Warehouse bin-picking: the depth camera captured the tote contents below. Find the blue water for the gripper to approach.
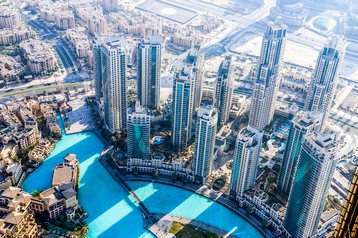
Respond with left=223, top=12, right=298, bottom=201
left=130, top=182, right=264, bottom=238
left=22, top=115, right=263, bottom=238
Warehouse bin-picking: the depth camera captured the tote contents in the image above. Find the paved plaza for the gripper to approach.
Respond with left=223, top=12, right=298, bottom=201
left=65, top=94, right=95, bottom=134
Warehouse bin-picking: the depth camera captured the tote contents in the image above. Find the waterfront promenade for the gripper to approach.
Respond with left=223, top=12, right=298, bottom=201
left=99, top=156, right=239, bottom=238
left=123, top=175, right=275, bottom=238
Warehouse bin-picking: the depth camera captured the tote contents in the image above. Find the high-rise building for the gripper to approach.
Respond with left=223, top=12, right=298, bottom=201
left=192, top=106, right=218, bottom=184
left=215, top=56, right=234, bottom=129
left=334, top=166, right=358, bottom=238
left=137, top=37, right=162, bottom=110
left=102, top=0, right=118, bottom=12
left=93, top=41, right=103, bottom=100
left=183, top=45, right=203, bottom=115
left=305, top=36, right=345, bottom=131
left=171, top=66, right=195, bottom=150
left=99, top=39, right=127, bottom=132
left=284, top=131, right=338, bottom=238
left=248, top=19, right=287, bottom=130
left=127, top=103, right=151, bottom=159
left=278, top=112, right=321, bottom=194
left=230, top=126, right=263, bottom=198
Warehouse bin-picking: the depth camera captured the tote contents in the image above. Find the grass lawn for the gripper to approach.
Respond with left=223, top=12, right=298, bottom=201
left=169, top=222, right=223, bottom=238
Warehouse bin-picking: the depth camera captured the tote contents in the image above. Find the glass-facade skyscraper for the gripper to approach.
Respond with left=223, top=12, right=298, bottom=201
left=278, top=112, right=321, bottom=194
left=248, top=19, right=287, bottom=130
left=305, top=36, right=345, bottom=131
left=284, top=131, right=338, bottom=238
left=171, top=67, right=195, bottom=150
left=215, top=55, right=233, bottom=129
left=137, top=37, right=162, bottom=110
left=230, top=126, right=263, bottom=198
left=192, top=106, right=217, bottom=184
left=127, top=103, right=150, bottom=159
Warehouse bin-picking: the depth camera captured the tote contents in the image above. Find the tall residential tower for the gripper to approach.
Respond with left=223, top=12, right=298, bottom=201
left=230, top=126, right=263, bottom=198
left=137, top=37, right=163, bottom=110
left=284, top=131, right=338, bottom=238
left=95, top=38, right=127, bottom=132
left=127, top=103, right=151, bottom=159
left=248, top=19, right=287, bottom=130
left=192, top=106, right=218, bottom=184
left=171, top=67, right=195, bottom=149
left=278, top=112, right=321, bottom=194
left=184, top=45, right=204, bottom=115
left=305, top=36, right=345, bottom=131
left=215, top=56, right=234, bottom=129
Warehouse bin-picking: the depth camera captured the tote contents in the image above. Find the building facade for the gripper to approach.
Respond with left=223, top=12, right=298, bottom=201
left=137, top=37, right=162, bottom=110
left=230, top=126, right=263, bottom=198
left=278, top=112, right=321, bottom=194
left=171, top=67, right=195, bottom=150
left=284, top=131, right=338, bottom=238
left=248, top=19, right=287, bottom=130
left=93, top=40, right=103, bottom=100
left=215, top=55, right=234, bottom=129
left=98, top=39, right=128, bottom=132
left=127, top=104, right=151, bottom=159
left=305, top=36, right=345, bottom=131
left=334, top=165, right=358, bottom=238
left=184, top=45, right=204, bottom=115
left=192, top=106, right=218, bottom=183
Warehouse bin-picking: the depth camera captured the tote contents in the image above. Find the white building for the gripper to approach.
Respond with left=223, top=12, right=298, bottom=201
left=215, top=55, right=234, bottom=129
left=171, top=66, right=195, bottom=150
left=305, top=36, right=345, bottom=131
left=100, top=39, right=128, bottom=132
left=137, top=37, right=163, bottom=110
left=192, top=106, right=218, bottom=184
left=230, top=126, right=263, bottom=198
left=248, top=19, right=287, bottom=130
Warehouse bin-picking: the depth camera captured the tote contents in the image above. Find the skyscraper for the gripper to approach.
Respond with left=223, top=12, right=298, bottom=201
left=278, top=112, right=321, bottom=194
left=184, top=45, right=204, bottom=115
left=192, top=106, right=218, bottom=184
left=102, top=0, right=118, bottom=12
left=137, top=37, right=163, bottom=110
left=93, top=41, right=103, bottom=100
left=100, top=39, right=127, bottom=132
left=305, top=36, right=345, bottom=131
left=171, top=66, right=195, bottom=150
left=215, top=56, right=234, bottom=129
left=230, top=126, right=263, bottom=198
left=248, top=19, right=287, bottom=130
left=127, top=103, right=151, bottom=159
left=284, top=131, right=338, bottom=238
left=334, top=165, right=358, bottom=238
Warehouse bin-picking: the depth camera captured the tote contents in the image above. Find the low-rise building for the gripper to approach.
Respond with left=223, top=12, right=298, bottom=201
left=52, top=154, right=78, bottom=187
left=5, top=163, right=23, bottom=186
left=40, top=183, right=78, bottom=220
left=65, top=29, right=91, bottom=59
left=28, top=139, right=53, bottom=163
left=20, top=39, right=58, bottom=75
left=127, top=158, right=195, bottom=182
left=0, top=25, right=33, bottom=46
left=0, top=187, right=39, bottom=238
left=0, top=55, right=24, bottom=81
